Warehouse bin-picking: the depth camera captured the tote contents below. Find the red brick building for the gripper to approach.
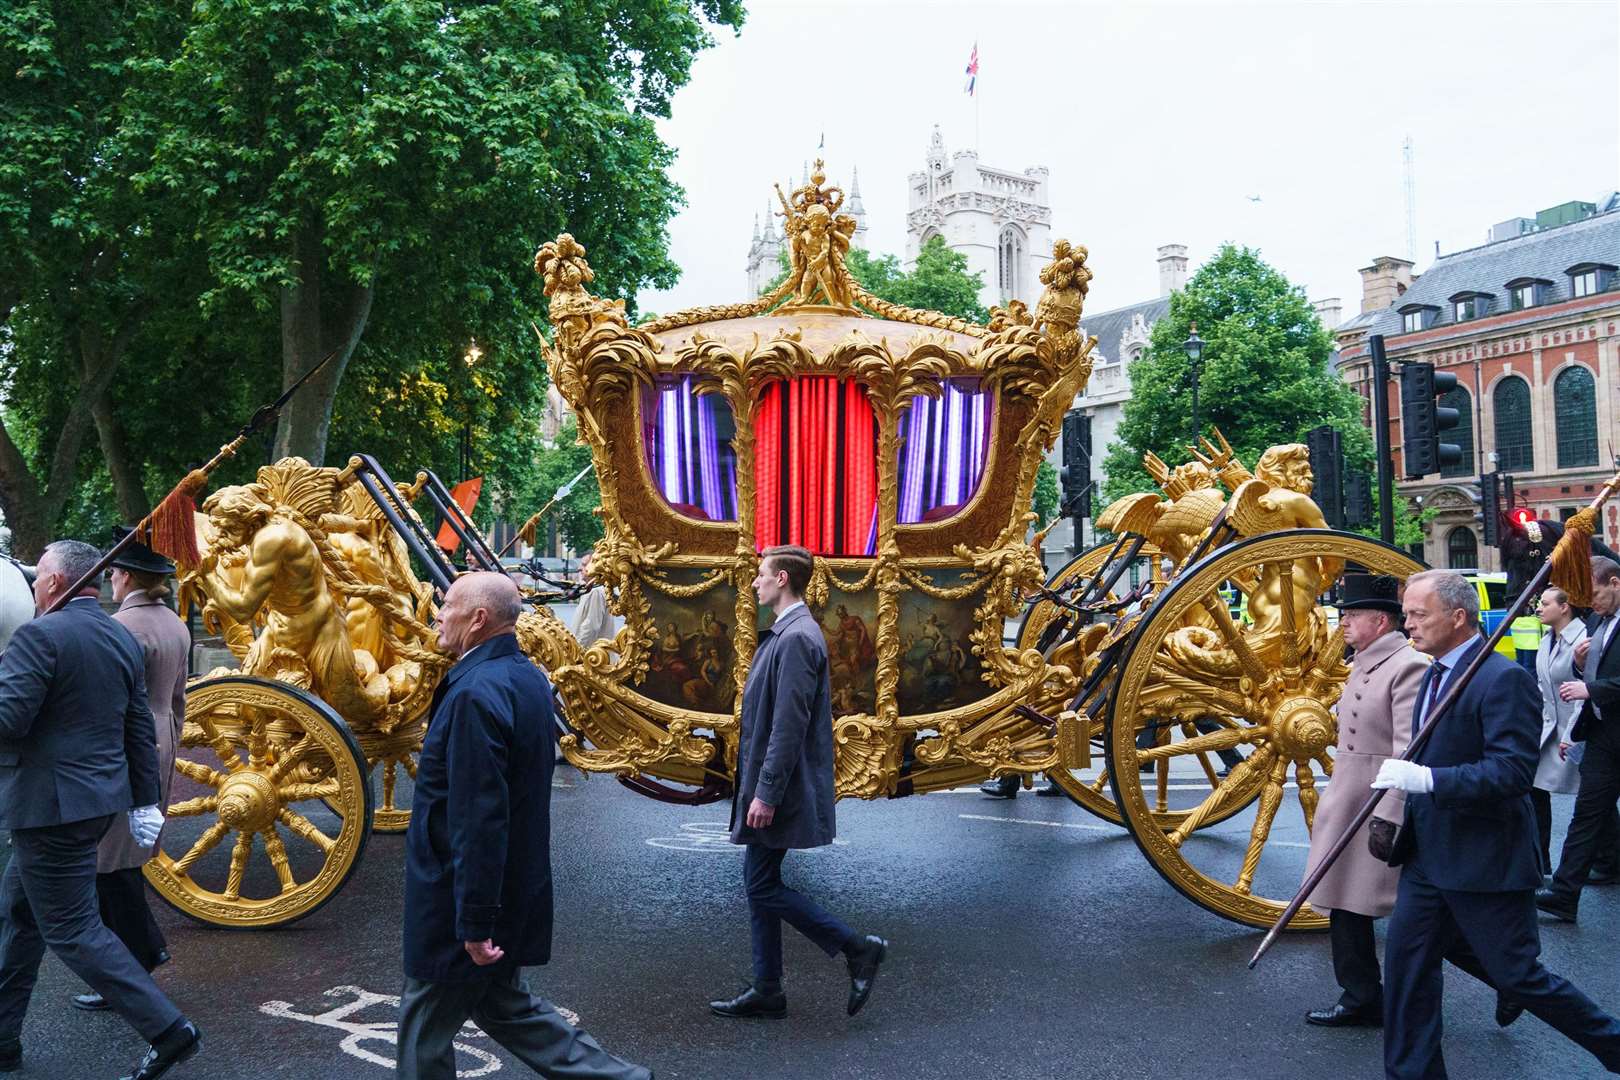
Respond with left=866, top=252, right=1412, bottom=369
left=1335, top=198, right=1620, bottom=570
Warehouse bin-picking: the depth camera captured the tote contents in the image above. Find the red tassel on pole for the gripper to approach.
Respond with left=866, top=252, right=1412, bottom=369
left=140, top=468, right=207, bottom=572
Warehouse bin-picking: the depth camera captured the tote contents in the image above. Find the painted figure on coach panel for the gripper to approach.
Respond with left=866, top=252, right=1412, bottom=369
left=710, top=545, right=888, bottom=1021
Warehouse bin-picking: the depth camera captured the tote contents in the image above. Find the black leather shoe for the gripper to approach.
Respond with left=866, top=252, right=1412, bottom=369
left=708, top=986, right=786, bottom=1019
left=845, top=934, right=887, bottom=1016
left=1495, top=996, right=1525, bottom=1028
left=0, top=1039, right=18, bottom=1073
left=978, top=775, right=1019, bottom=799
left=72, top=991, right=109, bottom=1011
left=1304, top=1003, right=1382, bottom=1028
left=1535, top=888, right=1578, bottom=922
left=120, top=1019, right=200, bottom=1080
left=1589, top=867, right=1619, bottom=885
left=1034, top=777, right=1064, bottom=796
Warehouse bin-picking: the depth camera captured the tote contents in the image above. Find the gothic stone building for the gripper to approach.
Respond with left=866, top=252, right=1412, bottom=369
left=1335, top=195, right=1620, bottom=571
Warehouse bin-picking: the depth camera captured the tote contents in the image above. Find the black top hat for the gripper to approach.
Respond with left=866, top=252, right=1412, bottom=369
left=1335, top=573, right=1402, bottom=615
left=107, top=526, right=175, bottom=577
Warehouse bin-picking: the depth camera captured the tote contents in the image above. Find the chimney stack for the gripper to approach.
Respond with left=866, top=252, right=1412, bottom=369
left=1156, top=244, right=1188, bottom=296
left=1358, top=256, right=1415, bottom=314
left=1312, top=297, right=1343, bottom=332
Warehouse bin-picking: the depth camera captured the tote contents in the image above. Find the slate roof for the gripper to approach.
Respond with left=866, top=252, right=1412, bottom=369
left=1371, top=206, right=1620, bottom=340
left=1079, top=294, right=1171, bottom=363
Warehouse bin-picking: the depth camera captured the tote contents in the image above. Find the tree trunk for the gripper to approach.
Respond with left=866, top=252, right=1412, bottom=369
left=272, top=220, right=375, bottom=465
left=94, top=389, right=150, bottom=522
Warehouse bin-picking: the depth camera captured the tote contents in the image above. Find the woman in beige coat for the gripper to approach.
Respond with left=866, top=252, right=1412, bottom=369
left=73, top=530, right=190, bottom=1012
left=1532, top=588, right=1610, bottom=876
left=1302, top=574, right=1428, bottom=1028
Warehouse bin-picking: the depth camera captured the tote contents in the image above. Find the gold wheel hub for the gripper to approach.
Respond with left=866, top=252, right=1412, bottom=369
left=1270, top=695, right=1333, bottom=759
left=217, top=771, right=278, bottom=832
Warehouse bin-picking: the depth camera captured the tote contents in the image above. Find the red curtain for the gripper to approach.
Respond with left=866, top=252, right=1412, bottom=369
left=753, top=377, right=877, bottom=555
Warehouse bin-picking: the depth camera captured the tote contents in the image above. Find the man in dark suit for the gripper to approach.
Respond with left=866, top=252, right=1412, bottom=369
left=1537, top=556, right=1620, bottom=921
left=396, top=571, right=649, bottom=1080
left=710, top=545, right=887, bottom=1020
left=0, top=540, right=199, bottom=1079
left=1373, top=569, right=1620, bottom=1078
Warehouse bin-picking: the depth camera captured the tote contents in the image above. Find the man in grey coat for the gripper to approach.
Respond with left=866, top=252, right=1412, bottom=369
left=0, top=540, right=199, bottom=1079
left=710, top=545, right=887, bottom=1020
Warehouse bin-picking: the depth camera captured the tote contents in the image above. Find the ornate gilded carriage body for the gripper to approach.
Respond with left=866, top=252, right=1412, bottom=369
left=518, top=162, right=1093, bottom=805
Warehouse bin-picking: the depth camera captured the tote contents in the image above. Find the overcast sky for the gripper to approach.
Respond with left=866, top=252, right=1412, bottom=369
left=635, top=0, right=1619, bottom=323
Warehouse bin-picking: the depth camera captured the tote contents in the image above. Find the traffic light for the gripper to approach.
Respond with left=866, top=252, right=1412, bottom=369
left=1398, top=362, right=1463, bottom=479
left=1060, top=409, right=1092, bottom=520
left=1305, top=425, right=1344, bottom=530
left=1344, top=470, right=1374, bottom=530
left=1481, top=471, right=1501, bottom=547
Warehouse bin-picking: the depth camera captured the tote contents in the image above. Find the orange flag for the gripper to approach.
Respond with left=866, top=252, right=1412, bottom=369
left=436, top=477, right=484, bottom=553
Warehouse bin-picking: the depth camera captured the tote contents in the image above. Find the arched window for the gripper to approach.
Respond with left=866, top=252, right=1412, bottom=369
left=998, top=227, right=1024, bottom=301
left=1554, top=365, right=1599, bottom=468
left=1493, top=376, right=1533, bottom=472
left=1440, top=385, right=1473, bottom=478
left=1446, top=526, right=1478, bottom=570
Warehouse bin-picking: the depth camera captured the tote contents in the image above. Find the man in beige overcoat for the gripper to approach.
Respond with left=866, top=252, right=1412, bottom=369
left=73, top=528, right=189, bottom=1012
left=1302, top=574, right=1427, bottom=1028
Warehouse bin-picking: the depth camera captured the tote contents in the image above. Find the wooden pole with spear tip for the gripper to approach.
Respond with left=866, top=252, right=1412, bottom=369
left=1249, top=465, right=1620, bottom=969
left=43, top=347, right=343, bottom=615
left=496, top=462, right=593, bottom=560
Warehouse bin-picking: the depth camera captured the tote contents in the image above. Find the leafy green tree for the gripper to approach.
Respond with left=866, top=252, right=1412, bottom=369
left=1101, top=245, right=1372, bottom=504
left=138, top=0, right=745, bottom=466
left=760, top=235, right=988, bottom=323
left=1032, top=460, right=1059, bottom=527
left=530, top=421, right=602, bottom=554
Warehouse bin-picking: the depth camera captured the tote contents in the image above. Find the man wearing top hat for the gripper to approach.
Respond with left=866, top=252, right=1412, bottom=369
left=70, top=528, right=191, bottom=1013
left=1301, top=573, right=1429, bottom=1028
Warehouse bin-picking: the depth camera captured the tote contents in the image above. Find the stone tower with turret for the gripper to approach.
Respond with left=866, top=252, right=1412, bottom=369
left=904, top=126, right=1052, bottom=311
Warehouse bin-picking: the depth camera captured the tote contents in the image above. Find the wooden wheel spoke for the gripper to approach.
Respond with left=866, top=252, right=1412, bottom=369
left=246, top=707, right=271, bottom=768
left=173, top=821, right=230, bottom=876
left=277, top=779, right=342, bottom=803
left=262, top=827, right=297, bottom=893
left=223, top=830, right=254, bottom=901
left=1088, top=767, right=1110, bottom=793
left=382, top=760, right=398, bottom=810
left=1196, top=751, right=1220, bottom=789
left=1155, top=755, right=1170, bottom=813
left=1168, top=747, right=1274, bottom=847
left=1274, top=560, right=1301, bottom=672
left=277, top=808, right=336, bottom=855
left=1296, top=760, right=1320, bottom=834
left=1153, top=672, right=1260, bottom=721
left=266, top=736, right=317, bottom=785
left=1200, top=594, right=1268, bottom=685
left=174, top=759, right=227, bottom=789
left=194, top=714, right=245, bottom=772
left=1235, top=759, right=1291, bottom=895
left=1315, top=752, right=1335, bottom=778
left=1138, top=725, right=1261, bottom=764
left=165, top=795, right=219, bottom=819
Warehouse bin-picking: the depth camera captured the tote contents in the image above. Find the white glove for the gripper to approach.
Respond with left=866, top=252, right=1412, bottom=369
left=1371, top=759, right=1434, bottom=794
left=129, top=805, right=164, bottom=848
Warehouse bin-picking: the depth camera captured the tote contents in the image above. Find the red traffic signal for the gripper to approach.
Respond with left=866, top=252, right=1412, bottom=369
left=1510, top=508, right=1535, bottom=526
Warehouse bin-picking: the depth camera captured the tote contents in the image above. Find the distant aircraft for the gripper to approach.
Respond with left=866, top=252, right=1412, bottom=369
left=1246, top=194, right=1262, bottom=203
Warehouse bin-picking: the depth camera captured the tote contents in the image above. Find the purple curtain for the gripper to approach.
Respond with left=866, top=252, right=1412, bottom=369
left=897, top=379, right=992, bottom=523
left=642, top=377, right=737, bottom=521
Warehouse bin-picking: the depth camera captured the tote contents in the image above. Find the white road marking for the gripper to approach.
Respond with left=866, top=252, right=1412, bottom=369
left=645, top=821, right=849, bottom=852
left=958, top=814, right=1110, bottom=832
left=260, top=986, right=583, bottom=1073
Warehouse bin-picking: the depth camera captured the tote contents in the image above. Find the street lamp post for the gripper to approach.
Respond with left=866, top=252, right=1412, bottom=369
left=1183, top=321, right=1205, bottom=442
left=461, top=341, right=483, bottom=481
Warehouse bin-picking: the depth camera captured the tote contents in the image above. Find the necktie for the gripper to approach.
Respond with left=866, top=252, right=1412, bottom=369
left=1423, top=662, right=1448, bottom=726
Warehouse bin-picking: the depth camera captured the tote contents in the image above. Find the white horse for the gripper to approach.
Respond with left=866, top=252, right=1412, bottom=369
left=0, top=558, right=36, bottom=653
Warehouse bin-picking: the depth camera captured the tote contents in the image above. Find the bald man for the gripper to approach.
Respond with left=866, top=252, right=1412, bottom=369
left=396, top=573, right=651, bottom=1080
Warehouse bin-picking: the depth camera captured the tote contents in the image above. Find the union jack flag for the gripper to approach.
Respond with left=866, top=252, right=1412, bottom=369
left=964, top=43, right=979, bottom=96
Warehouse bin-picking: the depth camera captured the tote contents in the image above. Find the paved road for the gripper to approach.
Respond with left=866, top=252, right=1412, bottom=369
left=9, top=771, right=1619, bottom=1079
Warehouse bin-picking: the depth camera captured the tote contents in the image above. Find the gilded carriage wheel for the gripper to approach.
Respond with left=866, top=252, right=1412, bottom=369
left=1106, top=531, right=1424, bottom=930
left=145, top=676, right=373, bottom=929
left=1020, top=543, right=1259, bottom=829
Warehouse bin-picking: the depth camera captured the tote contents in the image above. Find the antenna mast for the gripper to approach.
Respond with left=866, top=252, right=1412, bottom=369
left=1403, top=135, right=1417, bottom=260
